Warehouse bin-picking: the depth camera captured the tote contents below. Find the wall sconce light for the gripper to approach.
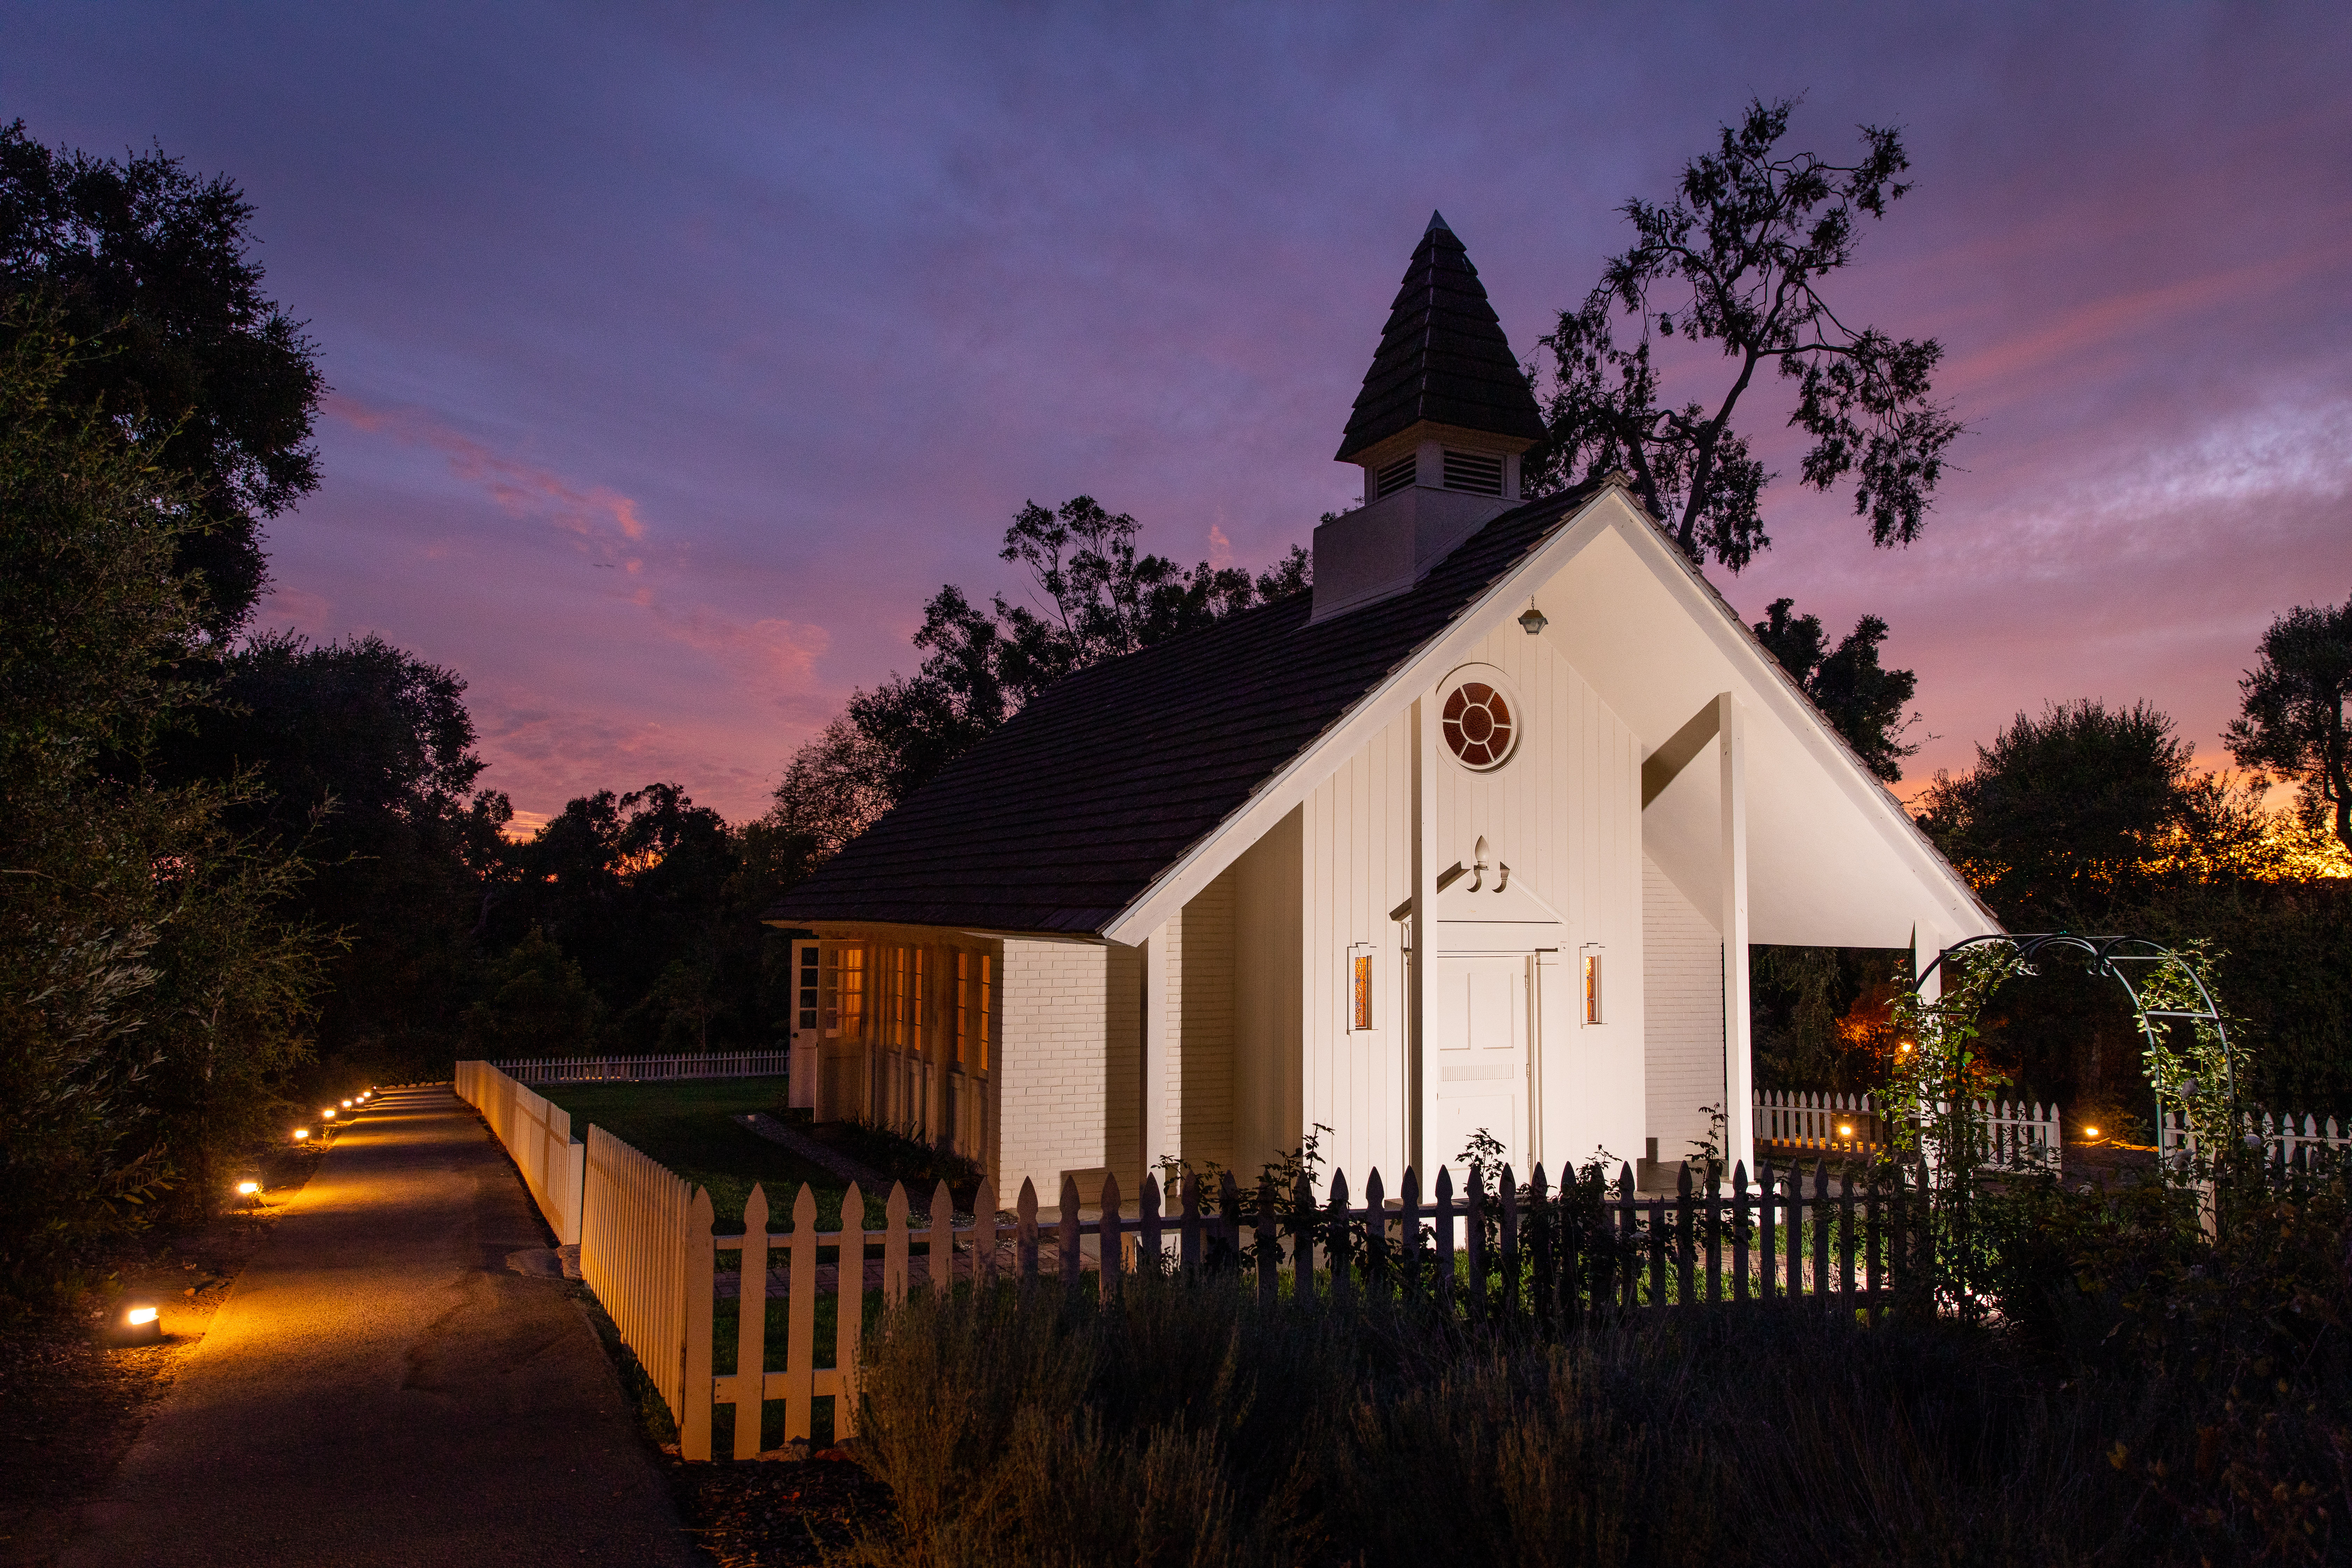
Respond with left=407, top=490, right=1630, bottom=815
left=1518, top=601, right=1548, bottom=635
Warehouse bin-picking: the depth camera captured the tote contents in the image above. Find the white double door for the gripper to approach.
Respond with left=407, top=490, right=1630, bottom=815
left=1426, top=950, right=1554, bottom=1181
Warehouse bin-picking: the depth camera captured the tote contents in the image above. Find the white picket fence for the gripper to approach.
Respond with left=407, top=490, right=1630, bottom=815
left=2159, top=1106, right=2352, bottom=1164
left=580, top=1123, right=696, bottom=1425
left=1753, top=1088, right=2062, bottom=1171
left=1754, top=1089, right=1889, bottom=1154
left=489, top=1050, right=792, bottom=1085
left=455, top=1059, right=587, bottom=1244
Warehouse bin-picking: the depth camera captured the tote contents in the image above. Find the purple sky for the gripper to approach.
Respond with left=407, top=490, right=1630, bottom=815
left=12, top=4, right=2350, bottom=828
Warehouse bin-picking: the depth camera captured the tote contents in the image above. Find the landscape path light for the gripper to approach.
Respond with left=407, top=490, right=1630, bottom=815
left=292, top=1127, right=309, bottom=1141
left=320, top=1107, right=335, bottom=1120
left=112, top=1297, right=163, bottom=1346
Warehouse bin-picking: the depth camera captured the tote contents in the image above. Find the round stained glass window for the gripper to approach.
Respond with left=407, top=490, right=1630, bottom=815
left=1442, top=680, right=1517, bottom=769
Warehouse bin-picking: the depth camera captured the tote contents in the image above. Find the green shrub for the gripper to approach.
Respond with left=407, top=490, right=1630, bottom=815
left=849, top=1277, right=2156, bottom=1567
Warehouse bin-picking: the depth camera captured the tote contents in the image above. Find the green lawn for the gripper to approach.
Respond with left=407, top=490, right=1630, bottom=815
left=536, top=1076, right=854, bottom=1229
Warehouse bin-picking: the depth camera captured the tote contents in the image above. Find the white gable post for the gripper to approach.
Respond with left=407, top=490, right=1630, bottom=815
left=1408, top=693, right=1434, bottom=1176
left=1718, top=694, right=1756, bottom=1179
left=1911, top=923, right=1944, bottom=1005
left=1143, top=921, right=1172, bottom=1183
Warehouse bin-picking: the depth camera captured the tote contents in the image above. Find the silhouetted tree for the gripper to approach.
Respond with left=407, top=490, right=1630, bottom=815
left=158, top=632, right=508, bottom=1072
left=1, top=309, right=317, bottom=1303
left=766, top=497, right=1310, bottom=850
left=1914, top=700, right=2220, bottom=930
left=1530, top=98, right=1963, bottom=573
left=2227, top=591, right=2352, bottom=856
left=1, top=120, right=325, bottom=636
left=1751, top=597, right=1920, bottom=780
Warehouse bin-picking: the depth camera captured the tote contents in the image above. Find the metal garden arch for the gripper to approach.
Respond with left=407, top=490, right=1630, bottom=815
left=1915, top=933, right=2236, bottom=1154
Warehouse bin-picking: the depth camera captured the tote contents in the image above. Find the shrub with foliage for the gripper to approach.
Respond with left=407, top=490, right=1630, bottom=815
left=0, top=306, right=318, bottom=1311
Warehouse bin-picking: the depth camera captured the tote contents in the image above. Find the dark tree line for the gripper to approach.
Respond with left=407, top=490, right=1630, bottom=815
left=1756, top=684, right=2352, bottom=1126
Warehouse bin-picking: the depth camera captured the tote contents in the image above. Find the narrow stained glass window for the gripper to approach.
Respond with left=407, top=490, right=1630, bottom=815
left=1583, top=951, right=1603, bottom=1026
left=1352, top=952, right=1374, bottom=1031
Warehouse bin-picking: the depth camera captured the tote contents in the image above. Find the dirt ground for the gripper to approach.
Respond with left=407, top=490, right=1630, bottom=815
left=665, top=1451, right=895, bottom=1567
left=0, top=1138, right=328, bottom=1567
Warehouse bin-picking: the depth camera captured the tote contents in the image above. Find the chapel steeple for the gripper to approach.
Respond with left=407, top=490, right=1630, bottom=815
left=1309, top=215, right=1547, bottom=623
left=1334, top=211, right=1546, bottom=485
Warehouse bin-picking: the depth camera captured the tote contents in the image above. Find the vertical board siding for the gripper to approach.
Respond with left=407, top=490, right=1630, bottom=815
left=1304, top=712, right=1413, bottom=1184
left=1642, top=856, right=1724, bottom=1163
left=1410, top=623, right=1646, bottom=1168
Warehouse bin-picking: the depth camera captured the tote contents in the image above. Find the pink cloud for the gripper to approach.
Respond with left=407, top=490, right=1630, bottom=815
left=1208, top=522, right=1235, bottom=570
left=329, top=395, right=649, bottom=545
left=1939, top=239, right=2352, bottom=407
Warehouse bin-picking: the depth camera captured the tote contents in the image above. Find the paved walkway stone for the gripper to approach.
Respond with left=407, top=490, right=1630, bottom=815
left=65, top=1087, right=698, bottom=1567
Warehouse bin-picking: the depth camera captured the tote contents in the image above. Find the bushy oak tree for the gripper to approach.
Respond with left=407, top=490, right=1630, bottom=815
left=0, top=308, right=317, bottom=1305
left=2227, top=592, right=2352, bottom=856
left=1, top=120, right=325, bottom=637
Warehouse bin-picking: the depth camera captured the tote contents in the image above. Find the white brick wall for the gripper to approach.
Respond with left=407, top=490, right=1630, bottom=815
left=1642, top=854, right=1724, bottom=1164
left=995, top=937, right=1144, bottom=1208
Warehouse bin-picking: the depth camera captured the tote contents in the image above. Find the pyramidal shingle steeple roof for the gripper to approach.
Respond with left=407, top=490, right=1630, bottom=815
left=1335, top=211, right=1546, bottom=462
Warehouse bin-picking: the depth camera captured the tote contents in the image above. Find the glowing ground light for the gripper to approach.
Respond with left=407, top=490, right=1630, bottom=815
left=1839, top=1125, right=1855, bottom=1138
left=236, top=1180, right=260, bottom=1196
left=321, top=1108, right=335, bottom=1119
left=342, top=1099, right=352, bottom=1108
left=2084, top=1126, right=2101, bottom=1139
left=293, top=1128, right=308, bottom=1140
left=116, top=1299, right=164, bottom=1345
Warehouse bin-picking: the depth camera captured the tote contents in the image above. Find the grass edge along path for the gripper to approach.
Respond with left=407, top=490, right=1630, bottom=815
left=535, top=1076, right=855, bottom=1230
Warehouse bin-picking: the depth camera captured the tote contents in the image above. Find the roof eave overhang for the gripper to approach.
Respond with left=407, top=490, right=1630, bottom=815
left=1100, top=488, right=1614, bottom=946
left=1609, top=504, right=2003, bottom=944
left=1101, top=482, right=1997, bottom=948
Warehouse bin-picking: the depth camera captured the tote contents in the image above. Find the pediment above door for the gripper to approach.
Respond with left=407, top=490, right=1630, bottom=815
left=1429, top=838, right=1564, bottom=933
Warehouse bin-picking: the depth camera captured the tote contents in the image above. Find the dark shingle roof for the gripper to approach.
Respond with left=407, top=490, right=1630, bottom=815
left=1334, top=212, right=1547, bottom=463
left=767, top=483, right=1600, bottom=936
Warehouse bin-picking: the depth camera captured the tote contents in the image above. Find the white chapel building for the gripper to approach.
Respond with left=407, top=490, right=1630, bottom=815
left=769, top=213, right=1996, bottom=1201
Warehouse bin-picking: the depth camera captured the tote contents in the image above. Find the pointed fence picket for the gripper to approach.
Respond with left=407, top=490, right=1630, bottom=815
left=567, top=1143, right=1936, bottom=1461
